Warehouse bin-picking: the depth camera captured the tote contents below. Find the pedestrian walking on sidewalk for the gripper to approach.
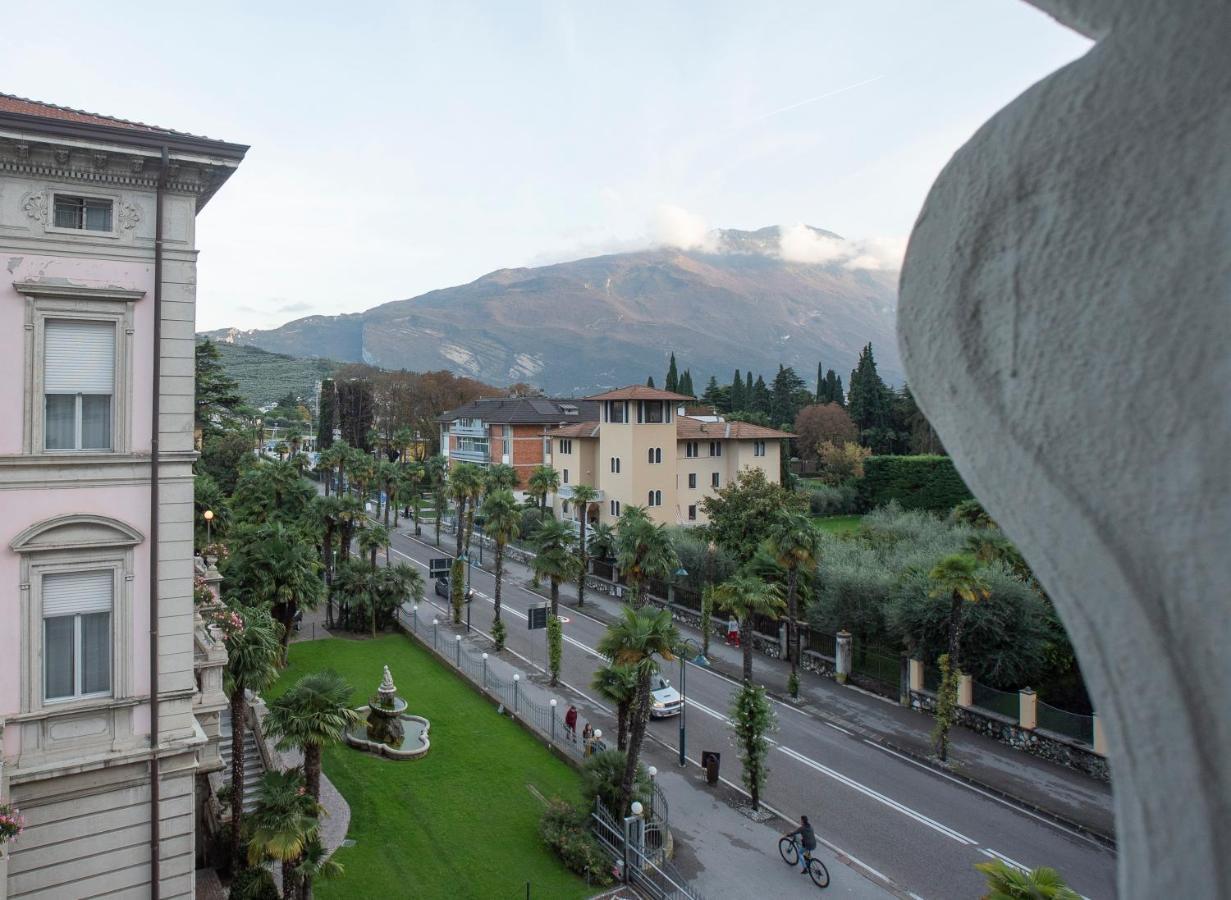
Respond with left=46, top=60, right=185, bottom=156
left=726, top=616, right=741, bottom=647
left=565, top=705, right=579, bottom=741
left=582, top=722, right=594, bottom=756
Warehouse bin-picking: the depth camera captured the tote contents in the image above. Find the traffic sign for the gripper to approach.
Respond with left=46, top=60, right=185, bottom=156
left=527, top=603, right=549, bottom=630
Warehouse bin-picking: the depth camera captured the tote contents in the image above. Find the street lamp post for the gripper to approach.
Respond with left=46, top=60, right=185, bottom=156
left=203, top=509, right=214, bottom=546
left=676, top=638, right=698, bottom=767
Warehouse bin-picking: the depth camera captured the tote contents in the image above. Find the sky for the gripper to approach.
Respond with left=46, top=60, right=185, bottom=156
left=3, top=2, right=1090, bottom=331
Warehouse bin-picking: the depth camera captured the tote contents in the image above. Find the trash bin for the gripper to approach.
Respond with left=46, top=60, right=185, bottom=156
left=702, top=751, right=721, bottom=785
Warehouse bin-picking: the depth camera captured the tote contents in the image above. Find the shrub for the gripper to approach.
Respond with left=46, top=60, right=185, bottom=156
left=808, top=484, right=859, bottom=517
left=667, top=528, right=739, bottom=591
left=519, top=506, right=550, bottom=541
left=539, top=800, right=615, bottom=886
left=580, top=749, right=649, bottom=812
left=229, top=866, right=280, bottom=900
left=860, top=455, right=973, bottom=512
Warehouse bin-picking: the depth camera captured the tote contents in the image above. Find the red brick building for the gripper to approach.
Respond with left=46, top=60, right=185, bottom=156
left=437, top=397, right=598, bottom=495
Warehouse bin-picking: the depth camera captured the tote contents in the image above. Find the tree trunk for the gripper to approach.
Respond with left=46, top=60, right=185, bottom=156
left=948, top=593, right=964, bottom=672
left=434, top=508, right=441, bottom=547
left=383, top=491, right=391, bottom=527
left=278, top=606, right=295, bottom=665
left=785, top=567, right=799, bottom=675
left=229, top=688, right=247, bottom=873
left=493, top=546, right=504, bottom=627
left=550, top=578, right=559, bottom=618
left=617, top=701, right=629, bottom=751
left=454, top=499, right=465, bottom=557
left=577, top=517, right=587, bottom=607
left=619, top=673, right=653, bottom=814
left=282, top=859, right=297, bottom=900
left=305, top=744, right=322, bottom=803
left=742, top=616, right=754, bottom=683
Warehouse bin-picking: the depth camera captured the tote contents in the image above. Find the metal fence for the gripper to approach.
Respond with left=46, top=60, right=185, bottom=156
left=1037, top=700, right=1095, bottom=745
left=850, top=643, right=901, bottom=688
left=972, top=681, right=1020, bottom=720
left=802, top=627, right=836, bottom=659
left=592, top=799, right=704, bottom=900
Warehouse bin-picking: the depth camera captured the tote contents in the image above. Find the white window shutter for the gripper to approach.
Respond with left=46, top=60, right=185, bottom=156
left=44, top=321, right=115, bottom=393
left=44, top=570, right=113, bottom=616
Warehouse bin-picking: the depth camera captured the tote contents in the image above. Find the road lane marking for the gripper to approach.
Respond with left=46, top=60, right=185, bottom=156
left=860, top=741, right=1111, bottom=850
left=826, top=722, right=853, bottom=735
left=778, top=746, right=977, bottom=846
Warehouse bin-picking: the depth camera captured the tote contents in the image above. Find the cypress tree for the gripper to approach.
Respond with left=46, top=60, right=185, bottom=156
left=847, top=343, right=891, bottom=445
left=316, top=378, right=336, bottom=449
left=731, top=369, right=745, bottom=411
left=746, top=371, right=754, bottom=405
left=665, top=353, right=679, bottom=393
left=646, top=375, right=656, bottom=388
left=830, top=371, right=845, bottom=407
left=816, top=361, right=827, bottom=403
left=752, top=375, right=771, bottom=414
left=679, top=369, right=694, bottom=397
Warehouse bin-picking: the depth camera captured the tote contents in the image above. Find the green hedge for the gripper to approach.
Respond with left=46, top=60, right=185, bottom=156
left=860, top=455, right=972, bottom=511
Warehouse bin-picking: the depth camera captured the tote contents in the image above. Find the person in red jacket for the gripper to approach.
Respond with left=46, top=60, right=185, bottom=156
left=564, top=704, right=579, bottom=741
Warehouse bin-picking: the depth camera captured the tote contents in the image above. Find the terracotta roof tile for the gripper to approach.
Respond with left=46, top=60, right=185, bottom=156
left=675, top=418, right=795, bottom=440
left=585, top=385, right=695, bottom=402
left=0, top=92, right=214, bottom=140
left=547, top=423, right=602, bottom=439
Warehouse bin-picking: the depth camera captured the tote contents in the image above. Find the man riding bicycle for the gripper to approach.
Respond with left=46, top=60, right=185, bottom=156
left=784, top=815, right=817, bottom=874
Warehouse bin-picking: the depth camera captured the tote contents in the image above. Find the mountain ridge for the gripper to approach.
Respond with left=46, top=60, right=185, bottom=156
left=202, top=226, right=902, bottom=394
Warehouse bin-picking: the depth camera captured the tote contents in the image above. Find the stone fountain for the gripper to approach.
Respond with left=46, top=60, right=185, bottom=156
left=344, top=665, right=431, bottom=760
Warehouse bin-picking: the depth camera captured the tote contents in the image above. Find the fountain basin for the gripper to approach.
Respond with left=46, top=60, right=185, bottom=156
left=345, top=708, right=431, bottom=760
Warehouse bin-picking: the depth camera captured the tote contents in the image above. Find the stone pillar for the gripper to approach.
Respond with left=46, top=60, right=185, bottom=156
left=1094, top=714, right=1108, bottom=756
left=778, top=621, right=788, bottom=659
left=899, top=653, right=911, bottom=706
left=908, top=658, right=924, bottom=692
left=835, top=631, right=852, bottom=684
left=1019, top=688, right=1037, bottom=731
left=957, top=673, right=973, bottom=708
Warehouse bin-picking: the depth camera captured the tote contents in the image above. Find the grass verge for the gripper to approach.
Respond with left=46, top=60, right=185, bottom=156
left=270, top=635, right=591, bottom=899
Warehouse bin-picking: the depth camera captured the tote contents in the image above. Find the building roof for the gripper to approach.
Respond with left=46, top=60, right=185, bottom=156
left=585, top=385, right=695, bottom=402
left=548, top=422, right=603, bottom=439
left=545, top=417, right=795, bottom=440
left=0, top=92, right=247, bottom=154
left=675, top=418, right=795, bottom=440
left=438, top=396, right=599, bottom=425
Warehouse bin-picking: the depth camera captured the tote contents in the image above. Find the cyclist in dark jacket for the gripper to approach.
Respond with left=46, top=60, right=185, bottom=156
left=784, top=816, right=816, bottom=873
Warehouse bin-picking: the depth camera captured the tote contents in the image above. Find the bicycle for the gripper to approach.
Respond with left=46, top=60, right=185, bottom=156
left=779, top=835, right=830, bottom=888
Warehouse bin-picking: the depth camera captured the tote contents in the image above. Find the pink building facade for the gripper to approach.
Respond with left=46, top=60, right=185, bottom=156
left=0, top=95, right=245, bottom=898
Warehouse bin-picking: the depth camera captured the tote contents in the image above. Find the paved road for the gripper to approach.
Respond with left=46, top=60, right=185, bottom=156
left=385, top=524, right=1118, bottom=899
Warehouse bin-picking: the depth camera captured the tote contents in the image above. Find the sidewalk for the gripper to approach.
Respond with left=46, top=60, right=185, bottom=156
left=418, top=519, right=1116, bottom=843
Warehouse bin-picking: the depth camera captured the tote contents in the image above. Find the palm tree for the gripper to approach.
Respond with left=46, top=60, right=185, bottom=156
left=223, top=521, right=324, bottom=663
left=359, top=522, right=391, bottom=570
left=294, top=838, right=344, bottom=900
left=974, top=859, right=1081, bottom=899
left=231, top=459, right=316, bottom=528
left=423, top=455, right=448, bottom=547
left=246, top=767, right=319, bottom=899
left=485, top=463, right=519, bottom=494
left=614, top=507, right=678, bottom=607
left=316, top=442, right=342, bottom=496
left=392, top=426, right=416, bottom=463
left=527, top=464, right=559, bottom=512
left=378, top=460, right=401, bottom=527
left=569, top=484, right=599, bottom=607
left=766, top=511, right=821, bottom=680
left=714, top=574, right=786, bottom=683
left=532, top=517, right=578, bottom=618
left=309, top=495, right=342, bottom=586
left=481, top=489, right=520, bottom=649
left=264, top=670, right=361, bottom=803
left=588, top=522, right=616, bottom=563
left=928, top=554, right=991, bottom=672
left=223, top=606, right=282, bottom=873
left=399, top=462, right=425, bottom=534
left=596, top=606, right=679, bottom=815
left=591, top=663, right=638, bottom=751
left=347, top=451, right=376, bottom=508
left=334, top=495, right=364, bottom=564
left=448, top=463, right=484, bottom=557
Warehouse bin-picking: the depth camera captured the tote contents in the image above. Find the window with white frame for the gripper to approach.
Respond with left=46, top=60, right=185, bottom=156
left=610, top=457, right=621, bottom=474
left=688, top=473, right=697, bottom=489
left=610, top=499, right=621, bottom=517
left=685, top=441, right=698, bottom=458
left=647, top=490, right=662, bottom=507
left=647, top=447, right=662, bottom=464
left=563, top=469, right=569, bottom=484
left=53, top=195, right=113, bottom=232
left=559, top=438, right=573, bottom=454
left=43, top=570, right=112, bottom=702
left=688, top=504, right=697, bottom=521
left=709, top=441, right=722, bottom=457
left=712, top=472, right=720, bottom=488
left=754, top=440, right=766, bottom=456
left=44, top=320, right=115, bottom=451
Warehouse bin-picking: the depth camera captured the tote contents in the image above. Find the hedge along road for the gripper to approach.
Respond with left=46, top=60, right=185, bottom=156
left=379, top=523, right=1116, bottom=900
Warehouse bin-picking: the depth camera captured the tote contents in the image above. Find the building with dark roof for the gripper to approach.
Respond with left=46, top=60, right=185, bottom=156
left=437, top=396, right=598, bottom=493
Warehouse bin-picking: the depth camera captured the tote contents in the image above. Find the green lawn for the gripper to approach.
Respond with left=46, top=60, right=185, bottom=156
left=812, top=514, right=863, bottom=535
left=270, top=636, right=590, bottom=899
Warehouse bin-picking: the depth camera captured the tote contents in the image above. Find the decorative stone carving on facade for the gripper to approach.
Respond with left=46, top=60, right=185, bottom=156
left=897, top=1, right=1229, bottom=895
left=53, top=149, right=69, bottom=166
left=21, top=191, right=47, bottom=223
left=119, top=202, right=142, bottom=230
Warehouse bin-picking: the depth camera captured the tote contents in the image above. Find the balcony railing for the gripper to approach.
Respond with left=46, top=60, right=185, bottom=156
left=450, top=447, right=490, bottom=464
left=558, top=484, right=604, bottom=501
left=451, top=421, right=487, bottom=437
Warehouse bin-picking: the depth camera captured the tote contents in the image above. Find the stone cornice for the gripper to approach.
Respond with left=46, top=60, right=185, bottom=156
left=12, top=280, right=146, bottom=303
